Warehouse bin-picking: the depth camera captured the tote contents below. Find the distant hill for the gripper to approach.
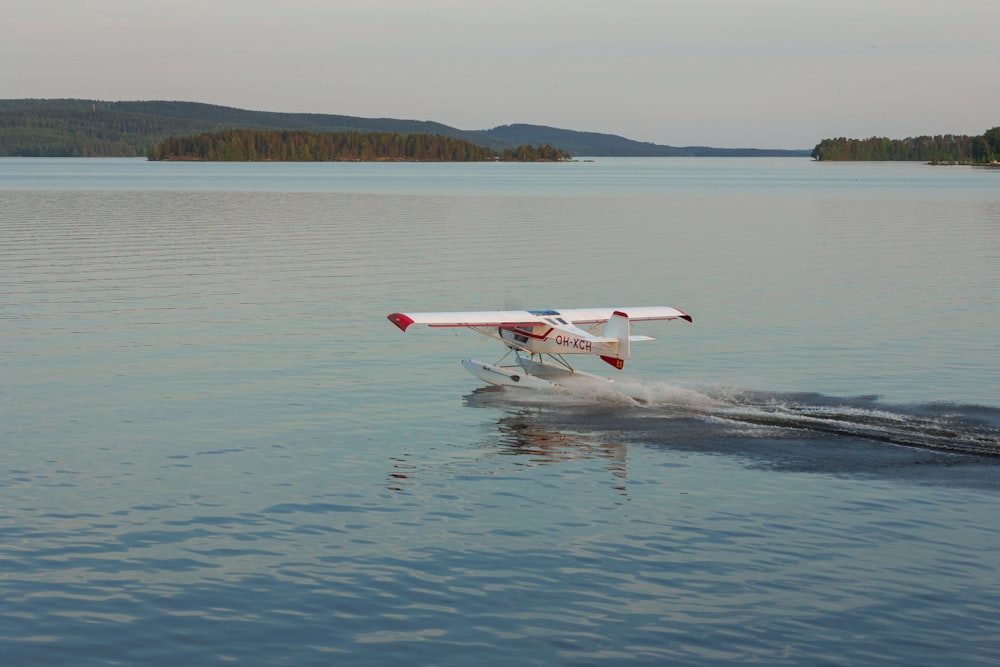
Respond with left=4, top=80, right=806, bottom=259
left=0, top=99, right=809, bottom=158
left=483, top=124, right=807, bottom=157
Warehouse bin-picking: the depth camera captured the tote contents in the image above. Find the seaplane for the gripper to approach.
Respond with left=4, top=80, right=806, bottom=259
left=387, top=306, right=692, bottom=390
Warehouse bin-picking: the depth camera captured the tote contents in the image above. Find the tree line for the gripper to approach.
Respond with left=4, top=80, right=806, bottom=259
left=149, top=129, right=572, bottom=162
left=0, top=102, right=216, bottom=157
left=811, top=127, right=1000, bottom=163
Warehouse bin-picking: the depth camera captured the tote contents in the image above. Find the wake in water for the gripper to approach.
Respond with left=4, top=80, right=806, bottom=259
left=464, top=377, right=1000, bottom=458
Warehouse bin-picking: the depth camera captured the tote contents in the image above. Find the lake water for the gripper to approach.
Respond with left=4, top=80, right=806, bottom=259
left=1, top=157, right=998, bottom=666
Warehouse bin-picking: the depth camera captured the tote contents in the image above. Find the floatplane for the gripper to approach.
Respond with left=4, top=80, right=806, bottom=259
left=387, top=306, right=692, bottom=389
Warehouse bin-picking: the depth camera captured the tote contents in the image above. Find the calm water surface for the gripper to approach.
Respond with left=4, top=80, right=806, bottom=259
left=1, top=158, right=999, bottom=665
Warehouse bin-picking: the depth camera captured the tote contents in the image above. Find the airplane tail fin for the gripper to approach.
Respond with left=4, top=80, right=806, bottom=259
left=600, top=311, right=630, bottom=370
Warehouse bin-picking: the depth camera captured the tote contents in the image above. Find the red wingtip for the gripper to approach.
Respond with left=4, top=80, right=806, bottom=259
left=612, top=310, right=628, bottom=318
left=387, top=313, right=414, bottom=332
left=681, top=313, right=692, bottom=323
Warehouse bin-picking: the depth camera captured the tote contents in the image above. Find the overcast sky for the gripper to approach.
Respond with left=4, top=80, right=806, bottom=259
left=5, top=0, right=998, bottom=149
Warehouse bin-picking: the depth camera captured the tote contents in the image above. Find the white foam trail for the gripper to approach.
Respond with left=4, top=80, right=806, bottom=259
left=613, top=379, right=731, bottom=411
left=466, top=377, right=1000, bottom=456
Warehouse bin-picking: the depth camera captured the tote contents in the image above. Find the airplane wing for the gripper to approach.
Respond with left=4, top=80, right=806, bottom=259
left=388, top=306, right=691, bottom=332
left=387, top=310, right=552, bottom=332
left=555, top=306, right=692, bottom=324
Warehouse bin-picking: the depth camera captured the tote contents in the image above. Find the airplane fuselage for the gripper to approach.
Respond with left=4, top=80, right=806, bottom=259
left=499, top=324, right=618, bottom=358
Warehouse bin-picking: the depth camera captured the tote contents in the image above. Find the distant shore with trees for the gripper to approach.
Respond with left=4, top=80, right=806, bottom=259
left=0, top=99, right=810, bottom=158
left=812, top=127, right=1000, bottom=163
left=2, top=99, right=992, bottom=162
left=149, top=129, right=572, bottom=162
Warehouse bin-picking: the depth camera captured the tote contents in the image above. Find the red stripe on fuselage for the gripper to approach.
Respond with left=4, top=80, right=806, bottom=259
left=501, top=326, right=553, bottom=340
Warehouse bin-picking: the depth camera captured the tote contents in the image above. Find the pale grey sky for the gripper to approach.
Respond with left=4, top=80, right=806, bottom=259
left=4, top=0, right=998, bottom=149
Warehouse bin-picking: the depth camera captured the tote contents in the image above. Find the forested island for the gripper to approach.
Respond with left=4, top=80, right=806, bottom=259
left=812, top=127, right=1000, bottom=163
left=149, top=129, right=571, bottom=162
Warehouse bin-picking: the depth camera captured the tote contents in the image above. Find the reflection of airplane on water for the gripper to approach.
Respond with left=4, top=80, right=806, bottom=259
left=387, top=398, right=629, bottom=494
left=388, top=404, right=628, bottom=493
left=494, top=411, right=627, bottom=473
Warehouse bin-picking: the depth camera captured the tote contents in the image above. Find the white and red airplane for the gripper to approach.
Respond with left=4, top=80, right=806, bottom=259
left=387, top=306, right=692, bottom=389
